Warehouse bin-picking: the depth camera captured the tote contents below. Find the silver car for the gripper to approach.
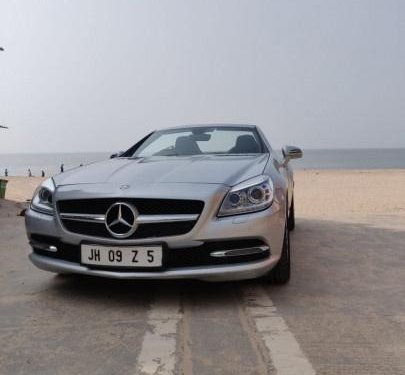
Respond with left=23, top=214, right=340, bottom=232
left=25, top=124, right=302, bottom=283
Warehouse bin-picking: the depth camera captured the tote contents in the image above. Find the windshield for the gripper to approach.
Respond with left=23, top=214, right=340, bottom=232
left=131, top=127, right=266, bottom=157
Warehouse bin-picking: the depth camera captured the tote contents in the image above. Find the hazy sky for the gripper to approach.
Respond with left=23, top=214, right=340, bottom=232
left=0, top=0, right=404, bottom=153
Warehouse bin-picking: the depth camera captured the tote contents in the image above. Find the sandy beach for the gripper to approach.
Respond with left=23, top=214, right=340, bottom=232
left=2, top=170, right=405, bottom=221
left=1, top=176, right=45, bottom=203
left=294, top=169, right=405, bottom=220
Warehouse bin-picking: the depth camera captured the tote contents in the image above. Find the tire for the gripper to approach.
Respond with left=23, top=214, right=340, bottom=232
left=287, top=196, right=295, bottom=231
left=263, top=220, right=291, bottom=284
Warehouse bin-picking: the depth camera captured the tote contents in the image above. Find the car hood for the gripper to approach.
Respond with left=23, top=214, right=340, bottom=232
left=53, top=154, right=269, bottom=187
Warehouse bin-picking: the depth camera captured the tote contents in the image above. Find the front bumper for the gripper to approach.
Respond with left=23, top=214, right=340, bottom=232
left=29, top=252, right=280, bottom=282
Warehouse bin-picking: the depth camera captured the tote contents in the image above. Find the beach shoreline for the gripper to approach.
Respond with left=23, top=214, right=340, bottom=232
left=2, top=149, right=405, bottom=175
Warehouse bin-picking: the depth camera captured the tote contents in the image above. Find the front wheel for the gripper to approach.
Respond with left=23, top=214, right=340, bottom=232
left=263, top=222, right=291, bottom=284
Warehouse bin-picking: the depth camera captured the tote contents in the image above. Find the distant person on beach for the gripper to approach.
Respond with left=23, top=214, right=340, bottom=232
left=60, top=163, right=64, bottom=173
left=28, top=168, right=32, bottom=177
left=4, top=168, right=8, bottom=177
left=41, top=170, right=45, bottom=177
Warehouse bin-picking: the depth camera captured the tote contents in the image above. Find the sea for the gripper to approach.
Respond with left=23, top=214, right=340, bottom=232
left=0, top=149, right=404, bottom=177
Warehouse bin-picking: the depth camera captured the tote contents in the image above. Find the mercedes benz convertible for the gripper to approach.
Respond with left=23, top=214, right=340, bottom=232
left=25, top=124, right=302, bottom=283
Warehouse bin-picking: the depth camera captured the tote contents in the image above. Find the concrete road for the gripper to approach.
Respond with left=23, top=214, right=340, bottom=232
left=1, top=200, right=404, bottom=375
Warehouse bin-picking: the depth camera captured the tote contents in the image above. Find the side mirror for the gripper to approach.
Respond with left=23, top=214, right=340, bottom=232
left=110, top=151, right=124, bottom=159
left=282, top=145, right=303, bottom=165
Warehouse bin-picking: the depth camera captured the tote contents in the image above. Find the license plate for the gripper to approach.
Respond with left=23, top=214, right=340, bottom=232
left=81, top=244, right=162, bottom=267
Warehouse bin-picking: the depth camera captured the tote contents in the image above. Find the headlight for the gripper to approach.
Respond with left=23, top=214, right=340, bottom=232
left=30, top=178, right=55, bottom=215
left=218, top=175, right=274, bottom=217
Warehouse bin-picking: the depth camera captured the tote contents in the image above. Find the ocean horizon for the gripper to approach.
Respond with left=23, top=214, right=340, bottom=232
left=1, top=148, right=405, bottom=177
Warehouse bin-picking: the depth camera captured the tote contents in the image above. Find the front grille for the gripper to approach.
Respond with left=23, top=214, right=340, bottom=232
left=30, top=236, right=270, bottom=268
left=58, top=198, right=204, bottom=215
left=57, top=198, right=204, bottom=239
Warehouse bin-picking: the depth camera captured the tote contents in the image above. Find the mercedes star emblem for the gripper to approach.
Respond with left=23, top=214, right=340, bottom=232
left=105, top=202, right=138, bottom=238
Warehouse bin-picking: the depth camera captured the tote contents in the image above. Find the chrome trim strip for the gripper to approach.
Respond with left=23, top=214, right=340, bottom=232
left=210, top=246, right=269, bottom=258
left=136, top=214, right=199, bottom=224
left=59, top=213, right=199, bottom=224
left=59, top=213, right=106, bottom=223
